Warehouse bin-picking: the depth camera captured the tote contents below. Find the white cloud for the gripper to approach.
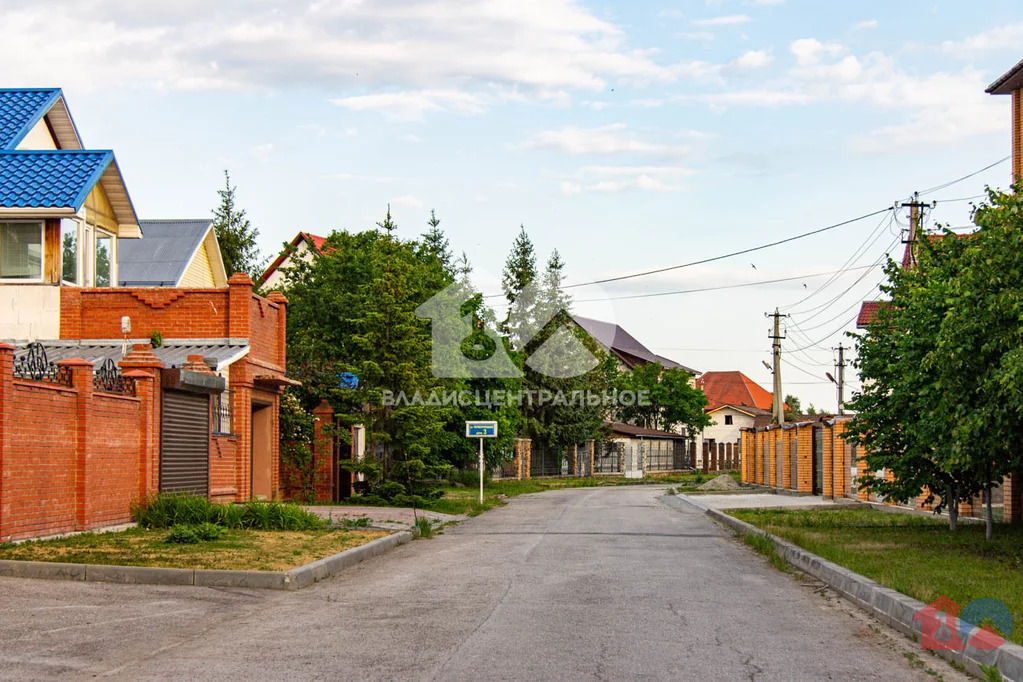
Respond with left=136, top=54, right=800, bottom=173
left=561, top=165, right=694, bottom=195
left=523, top=123, right=690, bottom=157
left=390, top=195, right=423, bottom=208
left=332, top=89, right=488, bottom=121
left=941, top=23, right=1023, bottom=54
left=732, top=50, right=775, bottom=70
left=676, top=31, right=716, bottom=42
left=790, top=38, right=845, bottom=66
left=0, top=0, right=679, bottom=115
left=250, top=143, right=273, bottom=161
left=692, top=14, right=751, bottom=26
left=852, top=19, right=879, bottom=31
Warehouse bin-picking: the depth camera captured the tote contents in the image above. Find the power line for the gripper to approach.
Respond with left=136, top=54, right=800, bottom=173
left=484, top=206, right=894, bottom=298
left=918, top=156, right=1010, bottom=196
left=781, top=211, right=894, bottom=312
left=569, top=264, right=878, bottom=304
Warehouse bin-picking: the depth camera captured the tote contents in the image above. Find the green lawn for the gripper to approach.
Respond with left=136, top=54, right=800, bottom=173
left=428, top=471, right=737, bottom=516
left=0, top=528, right=386, bottom=571
left=730, top=507, right=1023, bottom=644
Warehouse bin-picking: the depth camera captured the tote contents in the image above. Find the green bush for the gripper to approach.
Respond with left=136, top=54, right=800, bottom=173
left=193, top=522, right=226, bottom=541
left=165, top=525, right=201, bottom=544
left=376, top=481, right=406, bottom=500
left=134, top=494, right=324, bottom=532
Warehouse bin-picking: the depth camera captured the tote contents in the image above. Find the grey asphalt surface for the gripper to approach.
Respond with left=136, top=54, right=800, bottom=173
left=0, top=486, right=949, bottom=680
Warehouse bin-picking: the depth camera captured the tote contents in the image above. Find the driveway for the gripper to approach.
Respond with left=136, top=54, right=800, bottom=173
left=0, top=486, right=957, bottom=680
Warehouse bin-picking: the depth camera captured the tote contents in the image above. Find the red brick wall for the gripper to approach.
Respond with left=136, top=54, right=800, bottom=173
left=211, top=434, right=241, bottom=503
left=86, top=393, right=142, bottom=527
left=61, top=288, right=232, bottom=340
left=248, top=296, right=284, bottom=366
left=2, top=382, right=78, bottom=540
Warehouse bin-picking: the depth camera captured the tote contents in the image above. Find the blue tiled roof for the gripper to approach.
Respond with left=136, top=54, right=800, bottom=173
left=0, top=88, right=61, bottom=150
left=0, top=151, right=113, bottom=209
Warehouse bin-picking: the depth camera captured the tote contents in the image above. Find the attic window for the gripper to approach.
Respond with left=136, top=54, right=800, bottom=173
left=0, top=222, right=43, bottom=280
left=724, top=415, right=733, bottom=425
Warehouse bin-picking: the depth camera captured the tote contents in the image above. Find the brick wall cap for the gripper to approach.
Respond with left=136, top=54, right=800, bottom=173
left=0, top=342, right=16, bottom=352
left=121, top=369, right=153, bottom=379
left=57, top=357, right=94, bottom=367
left=266, top=291, right=288, bottom=305
left=186, top=354, right=205, bottom=363
left=313, top=399, right=334, bottom=416
left=228, top=273, right=254, bottom=286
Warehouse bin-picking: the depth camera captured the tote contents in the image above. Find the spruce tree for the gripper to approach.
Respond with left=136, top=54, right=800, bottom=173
left=501, top=225, right=538, bottom=345
left=211, top=170, right=266, bottom=280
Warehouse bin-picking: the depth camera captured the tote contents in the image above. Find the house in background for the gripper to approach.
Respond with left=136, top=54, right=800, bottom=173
left=258, top=231, right=327, bottom=290
left=694, top=370, right=777, bottom=469
left=0, top=87, right=291, bottom=542
left=118, top=219, right=227, bottom=287
left=0, top=88, right=141, bottom=341
left=571, top=314, right=699, bottom=375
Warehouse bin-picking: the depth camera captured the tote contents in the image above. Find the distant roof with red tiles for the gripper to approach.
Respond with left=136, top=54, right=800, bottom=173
left=857, top=301, right=882, bottom=329
left=696, top=371, right=774, bottom=411
left=257, top=231, right=328, bottom=287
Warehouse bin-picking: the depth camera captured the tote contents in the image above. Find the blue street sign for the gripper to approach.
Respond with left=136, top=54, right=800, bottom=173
left=338, top=372, right=359, bottom=389
left=465, top=421, right=498, bottom=438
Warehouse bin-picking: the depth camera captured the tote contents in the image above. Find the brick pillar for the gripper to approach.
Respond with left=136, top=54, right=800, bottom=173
left=266, top=291, right=288, bottom=368
left=120, top=343, right=165, bottom=502
left=312, top=400, right=334, bottom=501
left=0, top=344, right=13, bottom=541
left=702, top=442, right=709, bottom=473
left=1003, top=472, right=1022, bottom=523
left=227, top=273, right=254, bottom=340
left=709, top=441, right=717, bottom=471
left=523, top=440, right=531, bottom=480
left=587, top=439, right=595, bottom=477
left=61, top=358, right=94, bottom=530
left=567, top=444, right=578, bottom=477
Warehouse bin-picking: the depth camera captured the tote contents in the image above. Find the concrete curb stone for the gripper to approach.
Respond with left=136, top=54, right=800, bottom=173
left=0, top=529, right=415, bottom=592
left=672, top=494, right=1023, bottom=682
left=0, top=559, right=86, bottom=581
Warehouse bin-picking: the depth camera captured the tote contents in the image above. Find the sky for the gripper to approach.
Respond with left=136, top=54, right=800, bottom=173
left=6, top=0, right=1023, bottom=410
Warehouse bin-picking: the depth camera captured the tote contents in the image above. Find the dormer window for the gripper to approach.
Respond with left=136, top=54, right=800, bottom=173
left=0, top=222, right=44, bottom=281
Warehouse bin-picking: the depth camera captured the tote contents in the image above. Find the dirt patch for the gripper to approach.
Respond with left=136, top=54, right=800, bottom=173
left=0, top=528, right=388, bottom=571
left=697, top=474, right=742, bottom=491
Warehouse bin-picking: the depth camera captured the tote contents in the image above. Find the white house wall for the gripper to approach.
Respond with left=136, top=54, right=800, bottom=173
left=0, top=285, right=61, bottom=341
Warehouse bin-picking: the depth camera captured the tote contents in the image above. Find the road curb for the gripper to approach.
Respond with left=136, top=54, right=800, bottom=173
left=674, top=494, right=1023, bottom=682
left=0, top=530, right=414, bottom=592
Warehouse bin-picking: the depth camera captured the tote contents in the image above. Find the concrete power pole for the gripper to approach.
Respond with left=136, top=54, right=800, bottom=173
left=834, top=343, right=846, bottom=415
left=766, top=308, right=788, bottom=424
left=900, top=192, right=934, bottom=269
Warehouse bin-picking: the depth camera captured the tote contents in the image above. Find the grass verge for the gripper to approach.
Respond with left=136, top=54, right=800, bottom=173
left=730, top=507, right=1023, bottom=645
left=0, top=528, right=387, bottom=571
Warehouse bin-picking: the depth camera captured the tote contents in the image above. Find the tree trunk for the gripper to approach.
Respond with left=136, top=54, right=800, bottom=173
left=986, top=485, right=994, bottom=542
left=946, top=483, right=959, bottom=531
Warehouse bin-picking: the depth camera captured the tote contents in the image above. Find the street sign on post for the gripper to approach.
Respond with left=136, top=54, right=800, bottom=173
left=465, top=421, right=498, bottom=503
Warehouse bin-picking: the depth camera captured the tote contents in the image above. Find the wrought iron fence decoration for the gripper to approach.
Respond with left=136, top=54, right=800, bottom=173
left=94, top=358, right=136, bottom=396
left=12, top=342, right=73, bottom=387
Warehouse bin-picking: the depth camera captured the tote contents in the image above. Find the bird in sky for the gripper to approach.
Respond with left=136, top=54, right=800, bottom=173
left=750, top=263, right=757, bottom=270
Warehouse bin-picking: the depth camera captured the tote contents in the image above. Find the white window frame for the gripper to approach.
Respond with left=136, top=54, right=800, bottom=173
left=93, top=226, right=116, bottom=288
left=60, top=217, right=83, bottom=286
left=0, top=220, right=46, bottom=283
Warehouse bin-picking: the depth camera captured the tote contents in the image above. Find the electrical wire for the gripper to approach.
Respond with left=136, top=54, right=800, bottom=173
left=781, top=211, right=894, bottom=312
left=484, top=206, right=894, bottom=298
left=917, top=156, right=1010, bottom=196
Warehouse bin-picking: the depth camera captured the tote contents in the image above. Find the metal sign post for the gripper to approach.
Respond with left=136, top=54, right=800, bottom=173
left=465, top=421, right=498, bottom=504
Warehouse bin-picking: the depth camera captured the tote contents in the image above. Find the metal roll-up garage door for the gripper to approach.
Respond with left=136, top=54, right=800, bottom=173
left=160, top=390, right=210, bottom=495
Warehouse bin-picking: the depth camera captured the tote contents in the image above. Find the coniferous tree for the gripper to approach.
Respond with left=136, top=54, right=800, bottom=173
left=501, top=225, right=537, bottom=344
left=211, top=170, right=266, bottom=279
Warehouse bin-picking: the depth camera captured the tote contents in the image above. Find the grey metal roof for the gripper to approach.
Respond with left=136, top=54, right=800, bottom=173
left=118, top=219, right=211, bottom=286
left=987, top=57, right=1023, bottom=95
left=14, top=341, right=248, bottom=372
left=571, top=315, right=699, bottom=374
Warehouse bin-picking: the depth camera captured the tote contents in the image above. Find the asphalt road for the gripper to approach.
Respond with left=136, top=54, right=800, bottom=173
left=0, top=487, right=958, bottom=680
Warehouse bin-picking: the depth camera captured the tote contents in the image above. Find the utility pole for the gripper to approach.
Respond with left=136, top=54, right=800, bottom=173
left=900, top=192, right=935, bottom=269
left=833, top=343, right=846, bottom=415
left=766, top=308, right=788, bottom=424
